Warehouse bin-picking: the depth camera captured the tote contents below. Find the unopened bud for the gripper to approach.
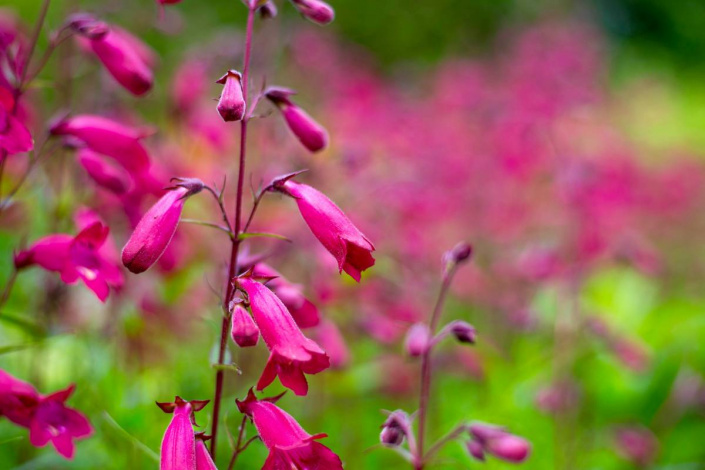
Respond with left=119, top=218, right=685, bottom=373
left=67, top=13, right=109, bottom=39
left=404, top=323, right=431, bottom=357
left=216, top=70, right=246, bottom=122
left=230, top=304, right=259, bottom=347
left=485, top=434, right=531, bottom=463
left=259, top=0, right=278, bottom=19
left=444, top=242, right=473, bottom=265
left=466, top=440, right=485, bottom=461
left=291, top=0, right=335, bottom=25
left=380, top=410, right=411, bottom=447
left=450, top=321, right=476, bottom=344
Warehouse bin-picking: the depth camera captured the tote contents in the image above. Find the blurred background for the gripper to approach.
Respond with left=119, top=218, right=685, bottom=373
left=1, top=0, right=705, bottom=468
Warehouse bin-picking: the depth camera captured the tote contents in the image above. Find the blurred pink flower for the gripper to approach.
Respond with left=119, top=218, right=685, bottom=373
left=404, top=323, right=431, bottom=357
left=277, top=179, right=375, bottom=281
left=0, top=86, right=33, bottom=156
left=236, top=389, right=343, bottom=469
left=467, top=423, right=531, bottom=463
left=78, top=148, right=133, bottom=194
left=216, top=70, right=246, bottom=122
left=290, top=0, right=335, bottom=25
left=122, top=179, right=204, bottom=274
left=14, top=221, right=124, bottom=302
left=237, top=277, right=329, bottom=396
left=0, top=369, right=40, bottom=428
left=265, top=87, right=329, bottom=152
left=312, top=319, right=350, bottom=368
left=79, top=26, right=154, bottom=96
left=50, top=115, right=151, bottom=173
left=614, top=426, right=658, bottom=467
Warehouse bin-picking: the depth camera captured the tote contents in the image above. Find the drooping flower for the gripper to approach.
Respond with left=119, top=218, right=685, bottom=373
left=50, top=115, right=151, bottom=173
left=77, top=148, right=133, bottom=194
left=236, top=389, right=343, bottom=469
left=0, top=371, right=92, bottom=460
left=290, top=0, right=335, bottom=25
left=273, top=177, right=375, bottom=281
left=379, top=410, right=412, bottom=447
left=312, top=319, right=349, bottom=368
left=231, top=303, right=260, bottom=347
left=195, top=435, right=217, bottom=470
left=78, top=25, right=153, bottom=96
left=264, top=87, right=329, bottom=152
left=216, top=70, right=246, bottom=122
left=0, top=86, right=33, bottom=155
left=14, top=220, right=124, bottom=302
left=121, top=178, right=204, bottom=274
left=253, top=263, right=320, bottom=328
left=467, top=423, right=531, bottom=463
left=404, top=323, right=431, bottom=357
left=237, top=277, right=329, bottom=396
left=156, top=397, right=209, bottom=470
left=28, top=385, right=93, bottom=459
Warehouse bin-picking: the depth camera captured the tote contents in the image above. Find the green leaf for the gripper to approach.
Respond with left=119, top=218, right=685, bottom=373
left=102, top=412, right=159, bottom=462
left=211, top=363, right=243, bottom=374
left=238, top=232, right=291, bottom=242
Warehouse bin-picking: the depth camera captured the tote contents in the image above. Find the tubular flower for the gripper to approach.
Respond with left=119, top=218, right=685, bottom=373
left=78, top=148, right=133, bottom=194
left=467, top=423, right=531, bottom=463
left=50, top=115, right=151, bottom=173
left=0, top=371, right=92, bottom=460
left=236, top=390, right=343, bottom=469
left=121, top=178, right=204, bottom=274
left=156, top=397, right=209, bottom=470
left=274, top=178, right=375, bottom=282
left=14, top=221, right=124, bottom=302
left=231, top=303, right=260, bottom=347
left=253, top=263, right=320, bottom=328
left=264, top=87, right=329, bottom=152
left=237, top=277, right=329, bottom=396
left=0, top=87, right=33, bottom=155
left=195, top=436, right=217, bottom=470
left=290, top=0, right=335, bottom=25
left=404, top=323, right=431, bottom=357
left=216, top=70, right=246, bottom=122
left=78, top=25, right=153, bottom=96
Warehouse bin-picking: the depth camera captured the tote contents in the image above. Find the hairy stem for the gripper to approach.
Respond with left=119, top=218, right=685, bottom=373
left=210, top=4, right=256, bottom=460
left=414, top=266, right=458, bottom=470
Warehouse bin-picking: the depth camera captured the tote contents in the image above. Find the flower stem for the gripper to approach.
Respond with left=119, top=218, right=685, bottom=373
left=210, top=4, right=257, bottom=460
left=226, top=416, right=248, bottom=470
left=414, top=266, right=458, bottom=470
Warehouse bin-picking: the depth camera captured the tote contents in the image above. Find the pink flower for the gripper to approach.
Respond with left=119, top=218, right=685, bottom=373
left=0, top=86, right=33, bottom=155
left=157, top=397, right=209, bottom=470
left=265, top=87, right=329, bottom=152
left=275, top=178, right=375, bottom=282
left=195, top=436, right=217, bottom=470
left=467, top=423, right=531, bottom=463
left=290, top=0, right=335, bottom=25
left=79, top=25, right=153, bottom=96
left=14, top=220, right=124, bottom=302
left=231, top=303, right=260, bottom=347
left=404, top=323, right=431, bottom=357
left=237, top=277, right=329, bottom=396
left=50, top=115, right=151, bottom=173
left=253, top=263, right=320, bottom=328
left=236, top=390, right=343, bottom=469
left=312, top=319, right=350, bottom=368
left=614, top=426, right=658, bottom=467
left=28, top=385, right=93, bottom=459
left=78, top=148, right=133, bottom=194
left=121, top=179, right=204, bottom=274
left=216, top=70, right=246, bottom=122
left=0, top=369, right=40, bottom=428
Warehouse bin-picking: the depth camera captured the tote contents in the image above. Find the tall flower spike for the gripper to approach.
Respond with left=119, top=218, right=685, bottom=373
left=216, top=70, right=246, bottom=122
left=236, top=390, right=343, bottom=469
left=290, top=0, right=335, bottom=25
left=122, top=179, right=204, bottom=274
left=273, top=178, right=375, bottom=282
left=264, top=87, right=329, bottom=153
left=157, top=397, right=209, bottom=470
left=237, top=277, right=329, bottom=396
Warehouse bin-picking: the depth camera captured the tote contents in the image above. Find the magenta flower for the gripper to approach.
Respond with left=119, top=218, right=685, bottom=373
left=50, top=115, right=151, bottom=173
left=312, top=319, right=350, bottom=368
left=265, top=87, right=329, bottom=152
left=0, top=87, right=33, bottom=155
left=79, top=25, right=153, bottom=96
left=290, top=0, right=335, bottom=25
left=157, top=397, right=209, bottom=470
left=231, top=303, right=260, bottom=347
left=216, top=70, right=246, bottom=122
left=28, top=385, right=93, bottom=460
left=274, top=178, right=375, bottom=282
left=14, top=220, right=124, bottom=302
left=122, top=179, right=204, bottom=274
left=404, top=323, right=431, bottom=357
left=236, top=390, right=343, bottom=469
left=467, top=423, right=531, bottom=463
left=253, top=263, right=320, bottom=328
left=237, top=277, right=329, bottom=396
left=78, top=148, right=133, bottom=194
left=195, top=435, right=217, bottom=470
left=0, top=369, right=40, bottom=428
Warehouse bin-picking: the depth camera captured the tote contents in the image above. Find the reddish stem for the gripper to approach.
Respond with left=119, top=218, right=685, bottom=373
left=209, top=4, right=257, bottom=460
left=414, top=266, right=457, bottom=470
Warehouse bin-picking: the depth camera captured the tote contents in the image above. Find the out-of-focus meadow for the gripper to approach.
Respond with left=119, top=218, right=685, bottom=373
left=1, top=0, right=705, bottom=468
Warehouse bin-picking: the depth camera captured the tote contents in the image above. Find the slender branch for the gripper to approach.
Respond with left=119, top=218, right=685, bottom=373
left=241, top=189, right=267, bottom=234
left=414, top=265, right=459, bottom=470
left=180, top=218, right=234, bottom=238
left=19, top=0, right=52, bottom=88
left=227, top=416, right=248, bottom=470
left=204, top=184, right=233, bottom=233
left=0, top=268, right=19, bottom=311
left=210, top=3, right=257, bottom=459
left=423, top=423, right=467, bottom=462
left=0, top=138, right=57, bottom=212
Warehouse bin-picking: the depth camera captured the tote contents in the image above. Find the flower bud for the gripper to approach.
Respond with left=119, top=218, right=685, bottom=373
left=259, top=1, right=278, bottom=19
left=404, top=323, right=431, bottom=357
left=443, top=242, right=473, bottom=266
left=485, top=434, right=531, bottom=463
left=291, top=0, right=335, bottom=25
left=67, top=13, right=109, bottom=39
left=265, top=87, right=329, bottom=153
left=216, top=70, right=246, bottom=122
left=230, top=304, right=259, bottom=347
left=466, top=440, right=485, bottom=461
left=380, top=410, right=411, bottom=447
left=449, top=320, right=476, bottom=344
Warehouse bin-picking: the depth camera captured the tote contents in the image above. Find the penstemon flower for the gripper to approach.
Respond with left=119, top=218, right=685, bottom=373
left=157, top=397, right=210, bottom=470
left=216, top=70, right=246, bottom=122
left=290, top=0, right=335, bottom=25
left=264, top=87, right=329, bottom=152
